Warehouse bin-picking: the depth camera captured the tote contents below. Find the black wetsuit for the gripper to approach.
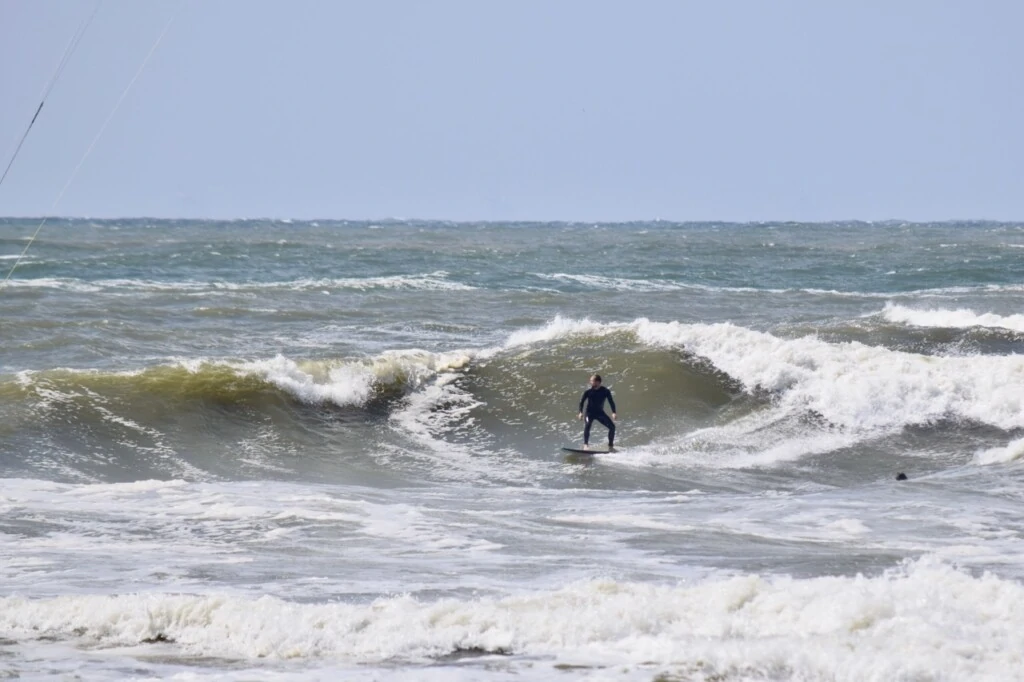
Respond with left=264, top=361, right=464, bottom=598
left=579, top=386, right=616, bottom=446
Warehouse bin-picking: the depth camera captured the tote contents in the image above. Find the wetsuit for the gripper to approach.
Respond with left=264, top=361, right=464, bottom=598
left=579, top=386, right=616, bottom=447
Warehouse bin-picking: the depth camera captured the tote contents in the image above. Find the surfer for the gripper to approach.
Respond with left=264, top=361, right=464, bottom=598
left=578, top=374, right=617, bottom=450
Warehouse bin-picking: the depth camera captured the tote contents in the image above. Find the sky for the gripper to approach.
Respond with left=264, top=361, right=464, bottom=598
left=0, top=0, right=1021, bottom=222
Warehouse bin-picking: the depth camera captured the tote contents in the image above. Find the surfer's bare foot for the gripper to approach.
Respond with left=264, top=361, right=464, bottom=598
left=583, top=444, right=590, bottom=451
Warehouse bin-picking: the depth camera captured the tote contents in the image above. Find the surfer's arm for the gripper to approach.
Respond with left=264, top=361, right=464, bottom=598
left=607, top=389, right=616, bottom=415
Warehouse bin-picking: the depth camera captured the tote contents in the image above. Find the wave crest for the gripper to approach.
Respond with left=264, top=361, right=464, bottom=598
left=882, top=303, right=1024, bottom=333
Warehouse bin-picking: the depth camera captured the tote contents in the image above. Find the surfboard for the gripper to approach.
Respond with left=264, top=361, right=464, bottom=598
left=561, top=447, right=616, bottom=455
left=562, top=448, right=595, bottom=463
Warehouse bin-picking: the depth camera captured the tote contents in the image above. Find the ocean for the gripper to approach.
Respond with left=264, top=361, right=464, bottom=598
left=1, top=218, right=1023, bottom=681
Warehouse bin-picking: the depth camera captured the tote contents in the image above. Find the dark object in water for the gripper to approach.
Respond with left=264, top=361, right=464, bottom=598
left=896, top=472, right=908, bottom=481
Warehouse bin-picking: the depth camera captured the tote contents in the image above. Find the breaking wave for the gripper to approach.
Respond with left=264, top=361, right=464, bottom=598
left=0, top=559, right=1020, bottom=680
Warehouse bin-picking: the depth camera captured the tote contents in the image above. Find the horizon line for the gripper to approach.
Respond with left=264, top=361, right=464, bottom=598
left=1, top=215, right=1020, bottom=226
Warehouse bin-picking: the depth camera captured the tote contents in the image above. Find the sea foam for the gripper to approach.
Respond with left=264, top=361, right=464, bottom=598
left=240, top=350, right=473, bottom=407
left=1, top=560, right=1021, bottom=680
left=882, top=303, right=1024, bottom=333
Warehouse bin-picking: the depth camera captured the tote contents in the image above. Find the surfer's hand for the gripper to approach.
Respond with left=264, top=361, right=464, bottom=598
left=612, top=413, right=617, bottom=421
left=577, top=412, right=583, bottom=420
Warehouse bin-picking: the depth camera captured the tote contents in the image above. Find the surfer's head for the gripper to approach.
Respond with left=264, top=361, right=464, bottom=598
left=589, top=374, right=602, bottom=387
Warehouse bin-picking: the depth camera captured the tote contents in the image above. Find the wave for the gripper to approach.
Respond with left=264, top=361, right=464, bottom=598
left=7, top=350, right=473, bottom=412
left=481, top=317, right=1024, bottom=469
left=529, top=274, right=1024, bottom=300
left=1, top=349, right=491, bottom=483
left=536, top=273, right=690, bottom=292
left=0, top=272, right=475, bottom=293
left=974, top=437, right=1024, bottom=465
left=391, top=316, right=1024, bottom=472
left=0, top=559, right=1019, bottom=679
left=5, top=317, right=1023, bottom=480
left=882, top=303, right=1024, bottom=333
left=7, top=271, right=1024, bottom=300
left=506, top=316, right=1024, bottom=433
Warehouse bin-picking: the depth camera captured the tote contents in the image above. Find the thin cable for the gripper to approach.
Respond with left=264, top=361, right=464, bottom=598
left=3, top=3, right=181, bottom=288
left=44, top=1, right=102, bottom=102
left=0, top=0, right=101, bottom=189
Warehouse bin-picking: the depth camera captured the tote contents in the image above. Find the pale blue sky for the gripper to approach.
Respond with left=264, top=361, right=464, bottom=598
left=1, top=0, right=1021, bottom=221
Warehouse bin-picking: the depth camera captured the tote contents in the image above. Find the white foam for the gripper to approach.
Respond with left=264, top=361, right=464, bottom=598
left=882, top=303, right=1024, bottom=333
left=231, top=350, right=473, bottom=407
left=389, top=373, right=480, bottom=447
left=538, top=273, right=688, bottom=292
left=974, top=437, right=1024, bottom=465
left=684, top=425, right=861, bottom=469
left=242, top=355, right=376, bottom=406
left=503, top=315, right=618, bottom=349
left=0, top=277, right=103, bottom=292
left=632, top=318, right=1024, bottom=432
left=1, top=559, right=1023, bottom=679
left=0, top=272, right=474, bottom=293
left=384, top=372, right=505, bottom=483
left=551, top=513, right=693, bottom=532
left=0, top=478, right=516, bottom=600
left=530, top=276, right=1024, bottom=300
left=384, top=364, right=556, bottom=485
left=276, top=272, right=475, bottom=292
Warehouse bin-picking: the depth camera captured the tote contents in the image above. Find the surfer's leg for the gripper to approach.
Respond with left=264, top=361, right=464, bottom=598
left=583, top=416, right=593, bottom=446
left=594, top=412, right=615, bottom=447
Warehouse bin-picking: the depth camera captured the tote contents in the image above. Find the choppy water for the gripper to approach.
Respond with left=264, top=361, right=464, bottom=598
left=2, top=218, right=1024, bottom=681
